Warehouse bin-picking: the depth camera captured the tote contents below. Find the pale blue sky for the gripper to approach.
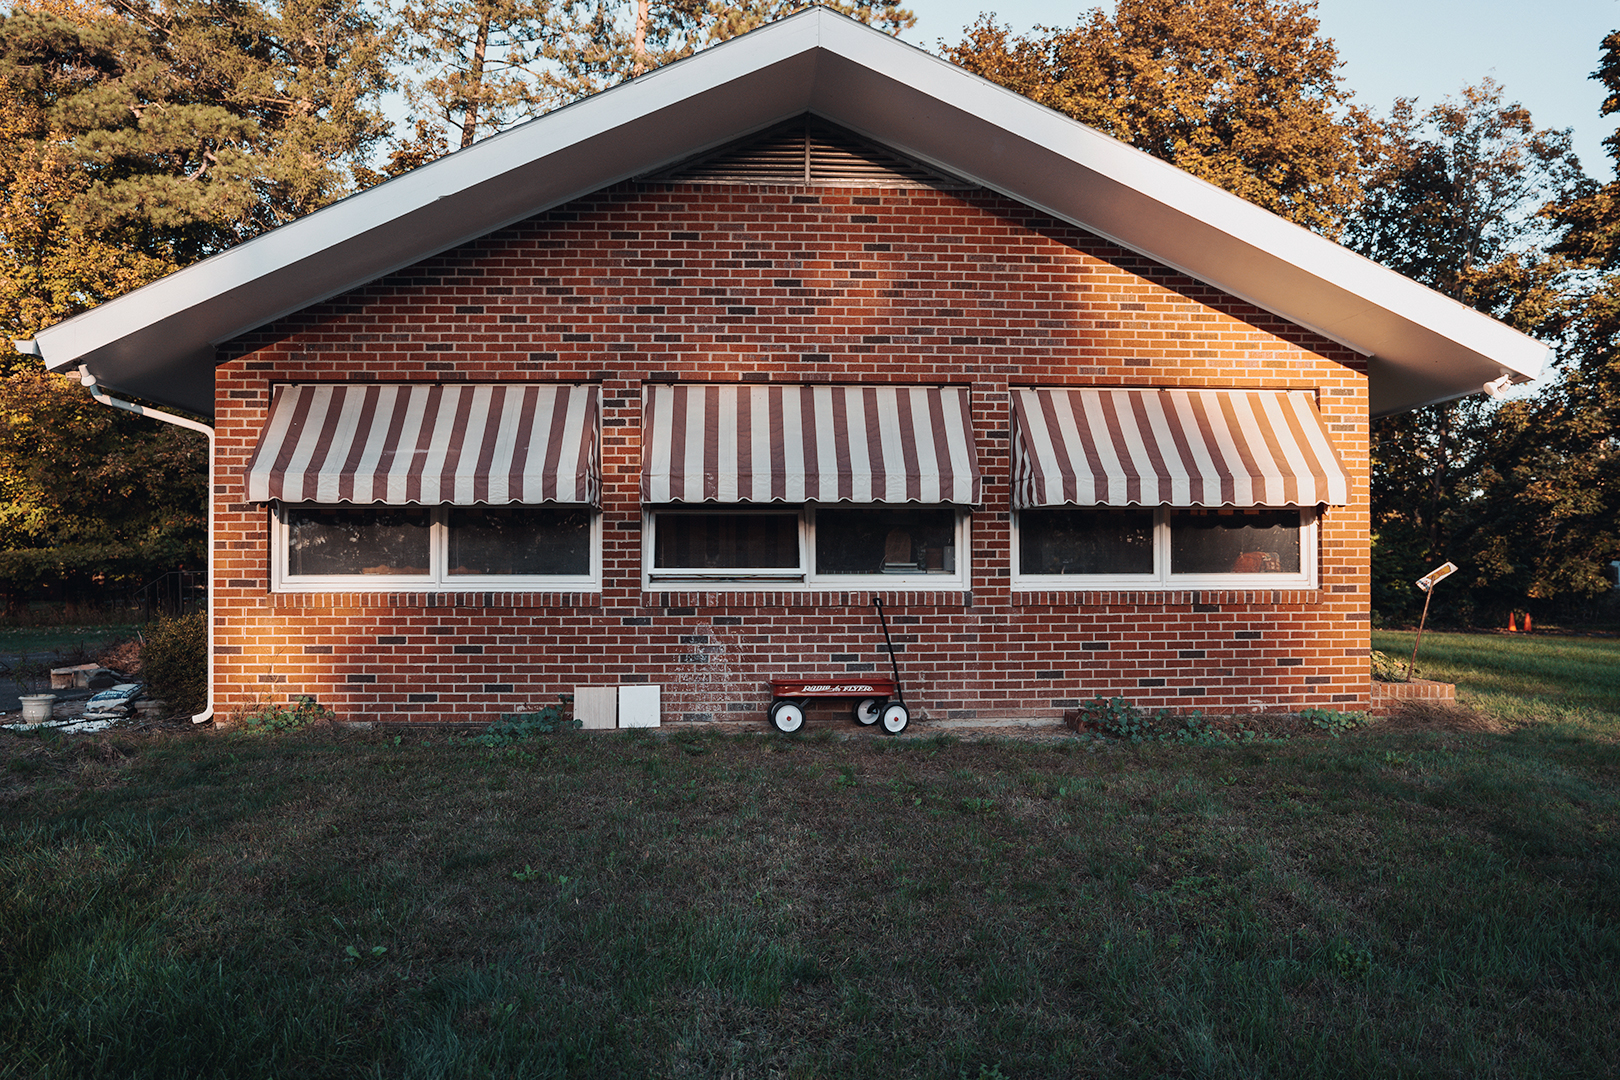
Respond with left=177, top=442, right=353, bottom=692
left=905, top=0, right=1620, bottom=178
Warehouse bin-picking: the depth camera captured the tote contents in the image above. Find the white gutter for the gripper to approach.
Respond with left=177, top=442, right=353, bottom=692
left=52, top=353, right=217, bottom=724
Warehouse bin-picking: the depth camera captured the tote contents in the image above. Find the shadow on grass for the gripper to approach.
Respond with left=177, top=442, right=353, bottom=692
left=3, top=723, right=1619, bottom=1078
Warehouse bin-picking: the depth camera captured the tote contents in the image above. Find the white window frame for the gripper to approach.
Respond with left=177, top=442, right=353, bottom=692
left=643, top=504, right=971, bottom=591
left=271, top=503, right=603, bottom=593
left=1012, top=506, right=1317, bottom=591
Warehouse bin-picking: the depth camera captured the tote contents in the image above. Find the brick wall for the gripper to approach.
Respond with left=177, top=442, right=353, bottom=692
left=213, top=182, right=1371, bottom=724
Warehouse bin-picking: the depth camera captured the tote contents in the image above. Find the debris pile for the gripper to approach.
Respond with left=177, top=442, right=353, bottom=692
left=4, top=679, right=154, bottom=734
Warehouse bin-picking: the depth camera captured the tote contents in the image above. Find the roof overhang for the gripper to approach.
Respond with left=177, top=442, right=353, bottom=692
left=19, top=7, right=1549, bottom=418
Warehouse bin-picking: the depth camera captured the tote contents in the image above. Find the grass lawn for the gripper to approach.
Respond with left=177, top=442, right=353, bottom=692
left=1373, top=629, right=1620, bottom=718
left=3, top=648, right=1619, bottom=1078
left=0, top=623, right=141, bottom=659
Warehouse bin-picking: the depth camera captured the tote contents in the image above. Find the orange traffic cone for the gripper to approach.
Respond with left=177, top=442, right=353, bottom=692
left=1524, top=613, right=1533, bottom=633
left=1506, top=612, right=1517, bottom=632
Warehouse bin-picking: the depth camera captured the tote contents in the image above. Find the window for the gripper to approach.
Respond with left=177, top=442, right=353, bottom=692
left=1014, top=506, right=1314, bottom=588
left=646, top=505, right=967, bottom=588
left=652, top=512, right=801, bottom=576
left=274, top=504, right=600, bottom=591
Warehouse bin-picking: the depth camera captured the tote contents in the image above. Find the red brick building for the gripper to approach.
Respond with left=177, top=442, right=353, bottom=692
left=20, top=10, right=1547, bottom=728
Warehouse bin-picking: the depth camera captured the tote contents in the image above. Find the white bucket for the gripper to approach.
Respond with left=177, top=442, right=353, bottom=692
left=19, top=695, right=56, bottom=724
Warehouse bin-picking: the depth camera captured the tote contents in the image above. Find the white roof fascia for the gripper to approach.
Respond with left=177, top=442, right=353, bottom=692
left=787, top=22, right=1549, bottom=414
left=28, top=18, right=831, bottom=411
left=26, top=7, right=1548, bottom=419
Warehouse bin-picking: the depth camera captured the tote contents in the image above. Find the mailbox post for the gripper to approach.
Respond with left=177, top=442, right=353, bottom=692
left=1407, top=562, right=1458, bottom=682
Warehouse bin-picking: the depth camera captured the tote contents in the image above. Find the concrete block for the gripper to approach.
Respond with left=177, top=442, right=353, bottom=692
left=50, top=664, right=102, bottom=690
left=574, top=685, right=618, bottom=730
left=618, top=684, right=661, bottom=728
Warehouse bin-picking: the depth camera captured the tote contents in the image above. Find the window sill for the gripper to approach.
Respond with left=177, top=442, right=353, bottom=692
left=643, top=588, right=971, bottom=610
left=1010, top=588, right=1324, bottom=608
left=267, top=591, right=603, bottom=610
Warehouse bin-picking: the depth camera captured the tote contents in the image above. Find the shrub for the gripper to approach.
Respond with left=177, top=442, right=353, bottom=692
left=141, top=612, right=207, bottom=716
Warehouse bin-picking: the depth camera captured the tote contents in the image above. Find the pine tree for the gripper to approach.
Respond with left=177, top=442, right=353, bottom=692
left=0, top=0, right=394, bottom=339
left=392, top=0, right=914, bottom=156
left=0, top=0, right=393, bottom=603
left=395, top=0, right=568, bottom=152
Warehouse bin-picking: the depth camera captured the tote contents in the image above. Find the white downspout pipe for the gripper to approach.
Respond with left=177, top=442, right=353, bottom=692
left=76, top=368, right=217, bottom=724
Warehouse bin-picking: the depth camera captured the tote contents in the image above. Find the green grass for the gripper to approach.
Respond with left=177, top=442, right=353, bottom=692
left=1374, top=629, right=1620, bottom=718
left=0, top=623, right=140, bottom=659
left=3, top=684, right=1619, bottom=1078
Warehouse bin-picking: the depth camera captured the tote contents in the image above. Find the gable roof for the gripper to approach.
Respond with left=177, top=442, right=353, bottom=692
left=16, top=6, right=1548, bottom=418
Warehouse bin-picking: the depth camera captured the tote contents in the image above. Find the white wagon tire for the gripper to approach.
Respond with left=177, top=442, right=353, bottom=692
left=852, top=697, right=882, bottom=726
left=770, top=700, right=806, bottom=734
left=879, top=702, right=909, bottom=735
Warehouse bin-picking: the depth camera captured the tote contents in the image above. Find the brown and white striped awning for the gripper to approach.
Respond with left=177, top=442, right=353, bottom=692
left=642, top=384, right=981, bottom=504
left=244, top=383, right=600, bottom=505
left=1012, top=388, right=1350, bottom=508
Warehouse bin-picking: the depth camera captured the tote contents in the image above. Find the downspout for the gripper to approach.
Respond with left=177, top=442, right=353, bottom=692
left=71, top=364, right=217, bottom=724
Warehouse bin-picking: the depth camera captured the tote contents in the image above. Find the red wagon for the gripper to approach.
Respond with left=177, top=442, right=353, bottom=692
left=766, top=599, right=913, bottom=735
left=765, top=676, right=908, bottom=735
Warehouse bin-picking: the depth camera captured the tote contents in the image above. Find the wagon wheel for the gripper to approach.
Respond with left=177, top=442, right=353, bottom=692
left=770, top=699, right=806, bottom=734
left=879, top=702, right=909, bottom=735
left=852, top=697, right=882, bottom=726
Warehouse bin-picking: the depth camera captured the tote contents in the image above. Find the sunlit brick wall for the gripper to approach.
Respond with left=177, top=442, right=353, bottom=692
left=212, top=183, right=1371, bottom=724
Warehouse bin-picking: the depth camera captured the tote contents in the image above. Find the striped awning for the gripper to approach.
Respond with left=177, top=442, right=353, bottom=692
left=244, top=383, right=600, bottom=505
left=642, top=384, right=981, bottom=504
left=1012, top=388, right=1350, bottom=508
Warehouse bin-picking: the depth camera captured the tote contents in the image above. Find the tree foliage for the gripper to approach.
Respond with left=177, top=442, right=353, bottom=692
left=394, top=0, right=565, bottom=153
left=0, top=0, right=392, bottom=339
left=4, top=0, right=1620, bottom=631
left=0, top=0, right=391, bottom=602
left=1347, top=80, right=1582, bottom=322
left=1501, top=29, right=1620, bottom=622
left=944, top=0, right=1378, bottom=234
left=390, top=0, right=914, bottom=160
left=0, top=366, right=206, bottom=604
left=1348, top=80, right=1607, bottom=625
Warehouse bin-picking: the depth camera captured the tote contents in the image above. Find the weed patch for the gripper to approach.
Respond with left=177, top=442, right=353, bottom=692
left=233, top=694, right=334, bottom=735
left=1074, top=697, right=1294, bottom=745
left=476, top=697, right=579, bottom=747
left=1300, top=708, right=1372, bottom=738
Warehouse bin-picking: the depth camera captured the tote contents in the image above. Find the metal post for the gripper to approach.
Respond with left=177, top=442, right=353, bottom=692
left=1406, top=562, right=1457, bottom=684
left=1406, top=585, right=1434, bottom=683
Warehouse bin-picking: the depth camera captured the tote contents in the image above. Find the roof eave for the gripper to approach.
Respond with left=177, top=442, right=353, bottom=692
left=28, top=7, right=1547, bottom=418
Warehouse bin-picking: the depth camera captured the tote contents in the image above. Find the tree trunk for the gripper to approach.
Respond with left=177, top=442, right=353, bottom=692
left=632, top=0, right=649, bottom=75
left=1424, top=403, right=1455, bottom=564
left=460, top=7, right=492, bottom=149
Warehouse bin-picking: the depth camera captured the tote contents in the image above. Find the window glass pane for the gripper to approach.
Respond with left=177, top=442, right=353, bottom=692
left=287, top=506, right=431, bottom=576
left=448, top=507, right=591, bottom=576
left=653, top=513, right=800, bottom=570
left=1170, top=509, right=1300, bottom=575
left=1019, top=508, right=1153, bottom=575
left=815, top=508, right=957, bottom=574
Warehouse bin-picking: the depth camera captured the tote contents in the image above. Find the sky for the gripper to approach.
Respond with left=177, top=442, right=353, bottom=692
left=903, top=0, right=1620, bottom=179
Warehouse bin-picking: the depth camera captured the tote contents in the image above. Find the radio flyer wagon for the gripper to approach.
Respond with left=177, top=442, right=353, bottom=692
left=766, top=599, right=911, bottom=735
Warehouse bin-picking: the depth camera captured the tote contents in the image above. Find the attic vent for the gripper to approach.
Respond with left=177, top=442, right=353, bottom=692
left=646, top=116, right=974, bottom=188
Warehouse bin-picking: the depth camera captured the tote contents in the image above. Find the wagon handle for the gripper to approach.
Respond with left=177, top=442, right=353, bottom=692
left=873, top=597, right=905, bottom=707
